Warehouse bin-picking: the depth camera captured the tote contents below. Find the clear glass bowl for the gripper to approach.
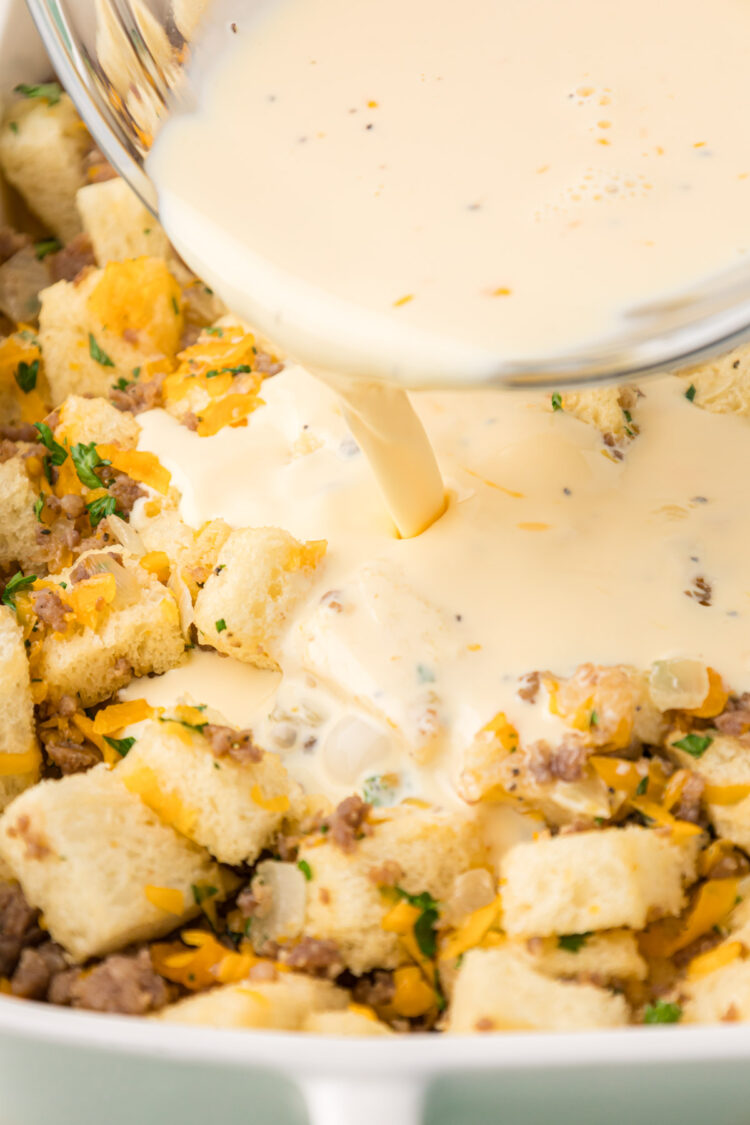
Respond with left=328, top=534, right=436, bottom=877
left=25, top=0, right=750, bottom=389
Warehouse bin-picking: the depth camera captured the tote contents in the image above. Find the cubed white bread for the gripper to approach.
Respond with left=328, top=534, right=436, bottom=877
left=682, top=958, right=750, bottom=1024
left=298, top=805, right=486, bottom=974
left=0, top=454, right=45, bottom=571
left=500, top=826, right=697, bottom=937
left=519, top=929, right=647, bottom=983
left=677, top=344, right=750, bottom=415
left=117, top=718, right=293, bottom=865
left=0, top=94, right=88, bottom=241
left=0, top=764, right=222, bottom=961
left=448, top=947, right=630, bottom=1032
left=668, top=732, right=750, bottom=851
left=56, top=394, right=140, bottom=448
left=558, top=385, right=638, bottom=436
left=133, top=505, right=231, bottom=577
left=303, top=1009, right=394, bottom=1036
left=157, top=973, right=348, bottom=1029
left=39, top=258, right=183, bottom=404
left=193, top=527, right=326, bottom=670
left=0, top=607, right=39, bottom=812
left=37, top=553, right=185, bottom=706
left=77, top=178, right=170, bottom=266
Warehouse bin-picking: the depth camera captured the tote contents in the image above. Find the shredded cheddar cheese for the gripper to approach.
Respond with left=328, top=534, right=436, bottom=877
left=641, top=878, right=740, bottom=957
left=250, top=784, right=290, bottom=813
left=93, top=698, right=154, bottom=735
left=139, top=551, right=171, bottom=582
left=122, top=764, right=198, bottom=838
left=144, top=885, right=185, bottom=915
left=687, top=940, right=743, bottom=980
left=441, top=895, right=502, bottom=961
left=0, top=747, right=41, bottom=778
left=97, top=445, right=171, bottom=495
left=391, top=966, right=436, bottom=1017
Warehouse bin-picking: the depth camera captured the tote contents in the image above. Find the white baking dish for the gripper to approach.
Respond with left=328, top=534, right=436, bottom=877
left=2, top=3, right=750, bottom=1121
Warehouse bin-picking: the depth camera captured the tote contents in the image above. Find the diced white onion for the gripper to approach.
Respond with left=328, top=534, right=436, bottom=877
left=106, top=514, right=146, bottom=557
left=84, top=552, right=141, bottom=606
left=322, top=714, right=391, bottom=785
left=167, top=568, right=194, bottom=637
left=444, top=868, right=496, bottom=926
left=649, top=658, right=709, bottom=712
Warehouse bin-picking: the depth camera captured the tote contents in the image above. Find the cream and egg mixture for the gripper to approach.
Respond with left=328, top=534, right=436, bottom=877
left=138, top=0, right=750, bottom=808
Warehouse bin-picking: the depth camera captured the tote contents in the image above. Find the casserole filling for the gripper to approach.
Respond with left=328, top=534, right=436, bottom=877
left=1, top=77, right=750, bottom=1036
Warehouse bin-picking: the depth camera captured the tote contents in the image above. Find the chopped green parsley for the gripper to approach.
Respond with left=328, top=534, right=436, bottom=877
left=15, top=359, right=38, bottom=393
left=297, top=859, right=313, bottom=881
left=14, top=82, right=62, bottom=105
left=205, top=364, right=252, bottom=378
left=34, top=238, right=61, bottom=260
left=86, top=495, right=119, bottom=527
left=88, top=333, right=114, bottom=368
left=394, top=887, right=440, bottom=958
left=673, top=732, right=713, bottom=758
left=2, top=571, right=36, bottom=609
left=71, top=441, right=110, bottom=489
left=557, top=932, right=591, bottom=953
left=643, top=999, right=682, bottom=1024
left=34, top=422, right=67, bottom=466
left=103, top=735, right=135, bottom=757
left=192, top=884, right=219, bottom=906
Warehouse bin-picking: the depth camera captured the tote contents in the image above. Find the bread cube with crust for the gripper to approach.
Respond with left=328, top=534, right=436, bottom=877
left=157, top=972, right=347, bottom=1029
left=682, top=958, right=750, bottom=1024
left=116, top=714, right=293, bottom=865
left=133, top=504, right=231, bottom=583
left=297, top=805, right=486, bottom=974
left=35, top=549, right=185, bottom=706
left=557, top=384, right=640, bottom=438
left=77, top=178, right=170, bottom=266
left=0, top=454, right=45, bottom=572
left=193, top=527, right=326, bottom=669
left=55, top=394, right=140, bottom=449
left=667, top=731, right=750, bottom=851
left=0, top=607, right=39, bottom=812
left=0, top=764, right=223, bottom=961
left=677, top=344, right=750, bottom=415
left=0, top=93, right=89, bottom=241
left=500, top=826, right=697, bottom=937
left=39, top=257, right=183, bottom=403
left=519, top=929, right=647, bottom=983
left=448, top=947, right=629, bottom=1032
